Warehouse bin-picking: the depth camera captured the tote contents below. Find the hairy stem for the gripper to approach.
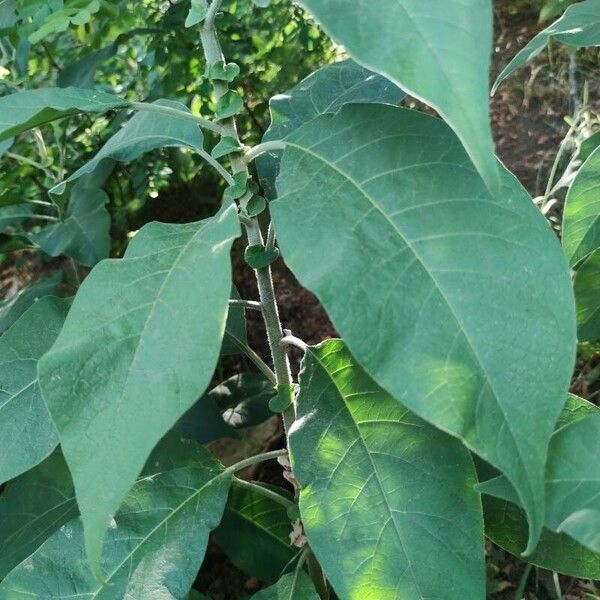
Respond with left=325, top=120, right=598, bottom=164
left=233, top=477, right=295, bottom=509
left=200, top=2, right=295, bottom=434
left=130, top=101, right=224, bottom=135
left=244, top=140, right=286, bottom=163
left=225, top=449, right=288, bottom=474
left=223, top=333, right=277, bottom=385
left=229, top=298, right=262, bottom=311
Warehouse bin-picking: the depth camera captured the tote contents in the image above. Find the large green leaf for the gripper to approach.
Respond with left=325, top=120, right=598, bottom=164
left=51, top=99, right=205, bottom=196
left=257, top=59, right=405, bottom=199
left=252, top=570, right=319, bottom=600
left=574, top=249, right=600, bottom=341
left=215, top=481, right=296, bottom=583
left=0, top=204, right=32, bottom=231
left=494, top=0, right=600, bottom=92
left=289, top=340, right=485, bottom=600
left=30, top=185, right=110, bottom=266
left=299, top=0, right=498, bottom=190
left=563, top=143, right=600, bottom=266
left=0, top=435, right=232, bottom=599
left=271, top=104, right=576, bottom=551
left=0, top=87, right=129, bottom=142
left=0, top=272, right=62, bottom=333
left=0, top=450, right=77, bottom=579
left=0, top=296, right=69, bottom=484
left=38, top=205, right=240, bottom=576
left=481, top=396, right=600, bottom=577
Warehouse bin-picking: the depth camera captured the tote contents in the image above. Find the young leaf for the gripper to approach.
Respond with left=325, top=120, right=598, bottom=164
left=215, top=90, right=244, bottom=121
left=0, top=87, right=129, bottom=142
left=186, top=0, right=208, bottom=27
left=0, top=296, right=69, bottom=484
left=51, top=99, right=205, bottom=196
left=211, top=135, right=242, bottom=159
left=0, top=435, right=232, bottom=599
left=574, top=250, right=600, bottom=341
left=245, top=244, right=279, bottom=269
left=224, top=171, right=249, bottom=202
left=271, top=104, right=576, bottom=552
left=563, top=143, right=600, bottom=266
left=481, top=396, right=600, bottom=577
left=0, top=271, right=62, bottom=333
left=251, top=570, right=319, bottom=599
left=289, top=340, right=485, bottom=600
left=494, top=0, right=600, bottom=92
left=38, top=205, right=240, bottom=576
left=208, top=61, right=241, bottom=82
left=215, top=481, right=296, bottom=582
left=257, top=59, right=405, bottom=199
left=30, top=186, right=110, bottom=267
left=299, top=0, right=499, bottom=191
left=0, top=450, right=77, bottom=579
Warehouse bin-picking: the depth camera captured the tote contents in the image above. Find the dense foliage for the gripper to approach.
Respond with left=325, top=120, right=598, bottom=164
left=0, top=1, right=598, bottom=599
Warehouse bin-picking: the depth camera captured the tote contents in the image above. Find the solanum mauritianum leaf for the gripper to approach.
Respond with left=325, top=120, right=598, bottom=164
left=38, top=205, right=240, bottom=577
left=479, top=396, right=600, bottom=557
left=563, top=143, right=600, bottom=266
left=0, top=450, right=76, bottom=578
left=494, top=0, right=600, bottom=93
left=289, top=340, right=485, bottom=599
left=0, top=435, right=232, bottom=599
left=51, top=99, right=205, bottom=196
left=252, top=570, right=319, bottom=599
left=215, top=481, right=296, bottom=583
left=257, top=58, right=405, bottom=199
left=271, top=104, right=576, bottom=552
left=574, top=250, right=600, bottom=341
left=480, top=395, right=600, bottom=578
left=0, top=296, right=69, bottom=484
left=299, top=0, right=499, bottom=191
left=0, top=87, right=129, bottom=142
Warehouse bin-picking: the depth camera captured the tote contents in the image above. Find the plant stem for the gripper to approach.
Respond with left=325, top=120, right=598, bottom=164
left=223, top=333, right=277, bottom=385
left=197, top=148, right=235, bottom=185
left=6, top=152, right=53, bottom=178
left=282, top=334, right=308, bottom=352
left=130, top=101, right=224, bottom=135
left=306, top=550, right=329, bottom=600
left=229, top=298, right=262, bottom=311
left=233, top=477, right=295, bottom=509
left=244, top=140, right=286, bottom=163
left=200, top=1, right=295, bottom=434
left=225, top=448, right=288, bottom=474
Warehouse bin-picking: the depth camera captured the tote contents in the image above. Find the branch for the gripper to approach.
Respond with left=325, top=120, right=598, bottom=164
left=130, top=101, right=224, bottom=135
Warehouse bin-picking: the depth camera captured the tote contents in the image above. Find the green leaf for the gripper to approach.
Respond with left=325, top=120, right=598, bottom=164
left=0, top=87, right=129, bottom=142
left=0, top=137, right=13, bottom=156
left=51, top=99, right=205, bottom=196
left=271, top=104, right=576, bottom=551
left=258, top=59, right=405, bottom=199
left=221, top=286, right=248, bottom=356
left=0, top=296, right=69, bottom=484
left=30, top=185, right=110, bottom=267
left=481, top=396, right=600, bottom=577
left=0, top=204, right=32, bottom=231
left=37, top=205, right=240, bottom=576
left=208, top=61, right=240, bottom=82
left=246, top=195, right=266, bottom=217
left=0, top=434, right=232, bottom=599
left=563, top=143, right=600, bottom=266
left=494, top=0, right=600, bottom=92
left=211, top=135, right=242, bottom=159
left=289, top=340, right=485, bottom=599
left=58, top=42, right=119, bottom=89
left=224, top=171, right=248, bottom=202
left=252, top=570, right=319, bottom=599
left=245, top=244, right=279, bottom=269
left=483, top=497, right=600, bottom=579
left=299, top=0, right=499, bottom=191
left=0, top=450, right=77, bottom=579
left=269, top=382, right=294, bottom=413
left=574, top=250, right=600, bottom=341
left=215, top=482, right=296, bottom=582
left=215, top=373, right=275, bottom=428
left=0, top=272, right=62, bottom=333
left=215, top=90, right=244, bottom=121
left=251, top=0, right=271, bottom=7
left=185, top=0, right=208, bottom=27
